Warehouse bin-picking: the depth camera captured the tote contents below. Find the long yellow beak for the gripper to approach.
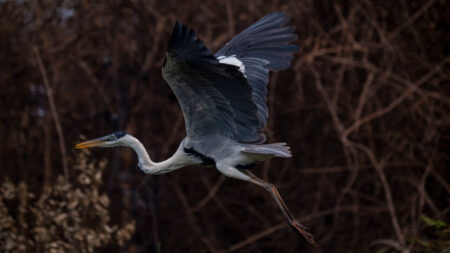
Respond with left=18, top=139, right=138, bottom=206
left=75, top=137, right=107, bottom=149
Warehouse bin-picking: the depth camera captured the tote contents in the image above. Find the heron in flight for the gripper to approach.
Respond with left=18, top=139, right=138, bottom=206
left=76, top=12, right=315, bottom=244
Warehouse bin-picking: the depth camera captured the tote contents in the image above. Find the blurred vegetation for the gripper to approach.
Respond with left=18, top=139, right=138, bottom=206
left=0, top=0, right=449, bottom=252
left=0, top=152, right=135, bottom=252
left=411, top=215, right=450, bottom=252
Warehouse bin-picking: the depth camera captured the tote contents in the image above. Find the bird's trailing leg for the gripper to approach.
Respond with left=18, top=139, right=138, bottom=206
left=242, top=170, right=317, bottom=245
left=216, top=163, right=316, bottom=245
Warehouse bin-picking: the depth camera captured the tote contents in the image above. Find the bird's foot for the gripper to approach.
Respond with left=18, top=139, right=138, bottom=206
left=290, top=220, right=317, bottom=246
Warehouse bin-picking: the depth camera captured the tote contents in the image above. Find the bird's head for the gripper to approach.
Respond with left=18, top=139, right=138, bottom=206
left=75, top=131, right=130, bottom=149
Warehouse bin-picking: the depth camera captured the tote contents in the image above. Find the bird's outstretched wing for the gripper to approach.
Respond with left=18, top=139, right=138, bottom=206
left=162, top=21, right=264, bottom=143
left=215, top=12, right=298, bottom=131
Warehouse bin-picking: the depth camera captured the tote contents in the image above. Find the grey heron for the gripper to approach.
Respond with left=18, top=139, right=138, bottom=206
left=76, top=12, right=315, bottom=245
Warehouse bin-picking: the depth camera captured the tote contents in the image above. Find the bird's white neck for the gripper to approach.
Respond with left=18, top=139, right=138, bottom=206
left=123, top=135, right=194, bottom=174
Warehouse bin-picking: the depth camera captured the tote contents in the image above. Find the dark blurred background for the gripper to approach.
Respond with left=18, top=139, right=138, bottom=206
left=1, top=0, right=449, bottom=252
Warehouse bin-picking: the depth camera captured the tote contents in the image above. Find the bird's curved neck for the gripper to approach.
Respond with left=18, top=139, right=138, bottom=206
left=126, top=135, right=191, bottom=174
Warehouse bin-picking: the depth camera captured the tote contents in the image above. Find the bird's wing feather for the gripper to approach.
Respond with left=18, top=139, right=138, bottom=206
left=162, top=21, right=264, bottom=143
left=215, top=12, right=298, bottom=131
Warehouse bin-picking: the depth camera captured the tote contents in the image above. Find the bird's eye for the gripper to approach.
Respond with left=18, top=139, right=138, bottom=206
left=107, top=135, right=116, bottom=141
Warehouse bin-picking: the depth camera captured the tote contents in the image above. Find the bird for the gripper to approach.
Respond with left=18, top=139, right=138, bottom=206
left=75, top=12, right=316, bottom=245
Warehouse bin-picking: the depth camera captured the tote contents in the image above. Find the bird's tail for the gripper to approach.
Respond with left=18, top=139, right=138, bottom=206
left=242, top=142, right=291, bottom=158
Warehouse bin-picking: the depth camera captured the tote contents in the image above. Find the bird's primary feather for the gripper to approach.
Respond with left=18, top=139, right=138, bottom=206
left=215, top=12, right=298, bottom=132
left=162, top=21, right=264, bottom=143
left=162, top=12, right=298, bottom=145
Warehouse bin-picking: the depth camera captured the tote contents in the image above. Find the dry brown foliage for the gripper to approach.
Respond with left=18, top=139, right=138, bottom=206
left=0, top=0, right=449, bottom=252
left=0, top=152, right=135, bottom=252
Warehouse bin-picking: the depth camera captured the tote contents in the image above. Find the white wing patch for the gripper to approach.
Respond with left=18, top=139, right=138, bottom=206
left=217, top=55, right=246, bottom=76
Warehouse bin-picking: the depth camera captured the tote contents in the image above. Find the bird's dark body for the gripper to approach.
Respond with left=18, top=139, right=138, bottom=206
left=184, top=147, right=255, bottom=169
left=184, top=147, right=216, bottom=166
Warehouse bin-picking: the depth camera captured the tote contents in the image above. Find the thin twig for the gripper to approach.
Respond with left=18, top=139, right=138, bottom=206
left=169, top=178, right=218, bottom=252
left=343, top=57, right=449, bottom=137
left=389, top=0, right=438, bottom=40
left=225, top=205, right=386, bottom=252
left=354, top=72, right=375, bottom=121
left=33, top=46, right=69, bottom=180
left=225, top=1, right=235, bottom=37
left=189, top=175, right=225, bottom=213
left=350, top=141, right=406, bottom=247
